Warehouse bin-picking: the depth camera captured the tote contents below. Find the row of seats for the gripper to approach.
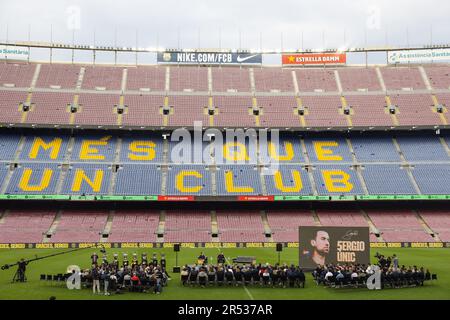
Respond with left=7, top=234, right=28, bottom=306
left=0, top=91, right=448, bottom=128
left=0, top=208, right=448, bottom=243
left=1, top=133, right=449, bottom=163
left=1, top=63, right=450, bottom=92
left=1, top=163, right=450, bottom=195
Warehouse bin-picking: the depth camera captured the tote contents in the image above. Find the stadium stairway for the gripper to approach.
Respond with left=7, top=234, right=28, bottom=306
left=160, top=166, right=168, bottom=195
left=360, top=210, right=384, bottom=242
left=419, top=66, right=433, bottom=91
left=156, top=210, right=165, bottom=242
left=311, top=210, right=321, bottom=226
left=249, top=68, right=256, bottom=93
left=346, top=138, right=369, bottom=195
left=100, top=210, right=115, bottom=243
left=259, top=166, right=268, bottom=195
left=108, top=138, right=123, bottom=195
left=260, top=210, right=273, bottom=242
left=392, top=137, right=422, bottom=194
left=440, top=137, right=450, bottom=156
left=296, top=97, right=308, bottom=127
left=433, top=97, right=449, bottom=125
left=211, top=210, right=219, bottom=242
left=0, top=164, right=13, bottom=195
left=69, top=67, right=85, bottom=125
left=0, top=209, right=7, bottom=224
left=299, top=138, right=318, bottom=196
left=43, top=210, right=61, bottom=243
left=418, top=67, right=448, bottom=125
left=19, top=64, right=41, bottom=124
left=414, top=210, right=442, bottom=242
left=210, top=165, right=217, bottom=196
left=384, top=95, right=399, bottom=126
left=165, top=66, right=170, bottom=91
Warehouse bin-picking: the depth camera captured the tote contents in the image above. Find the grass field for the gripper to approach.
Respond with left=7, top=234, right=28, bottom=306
left=0, top=247, right=448, bottom=300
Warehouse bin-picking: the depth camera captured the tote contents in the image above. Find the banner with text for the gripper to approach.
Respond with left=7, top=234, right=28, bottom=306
left=282, top=53, right=346, bottom=66
left=299, top=226, right=370, bottom=269
left=157, top=52, right=262, bottom=65
left=388, top=48, right=450, bottom=64
left=0, top=46, right=29, bottom=61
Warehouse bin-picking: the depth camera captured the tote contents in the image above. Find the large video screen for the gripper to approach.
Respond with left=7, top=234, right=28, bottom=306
left=299, top=226, right=370, bottom=269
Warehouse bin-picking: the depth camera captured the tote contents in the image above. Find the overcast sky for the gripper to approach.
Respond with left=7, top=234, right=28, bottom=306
left=1, top=0, right=449, bottom=64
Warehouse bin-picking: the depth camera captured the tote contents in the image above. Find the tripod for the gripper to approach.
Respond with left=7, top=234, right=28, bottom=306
left=12, top=268, right=27, bottom=283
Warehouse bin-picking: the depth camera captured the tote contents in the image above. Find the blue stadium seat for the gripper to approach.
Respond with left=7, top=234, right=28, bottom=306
left=114, top=164, right=162, bottom=195
left=6, top=163, right=60, bottom=194
left=120, top=134, right=164, bottom=163
left=61, top=164, right=111, bottom=195
left=0, top=165, right=9, bottom=192
left=312, top=165, right=363, bottom=195
left=396, top=136, right=449, bottom=161
left=263, top=165, right=313, bottom=195
left=412, top=164, right=450, bottom=194
left=0, top=135, right=21, bottom=161
left=351, top=136, right=401, bottom=162
left=210, top=137, right=258, bottom=165
left=166, top=165, right=212, bottom=195
left=19, top=135, right=70, bottom=162
left=361, top=165, right=417, bottom=194
left=215, top=165, right=262, bottom=195
left=168, top=139, right=214, bottom=164
left=303, top=137, right=353, bottom=163
left=259, top=135, right=304, bottom=164
left=70, top=135, right=117, bottom=162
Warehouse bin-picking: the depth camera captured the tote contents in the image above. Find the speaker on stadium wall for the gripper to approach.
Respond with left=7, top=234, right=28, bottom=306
left=389, top=105, right=396, bottom=114
left=276, top=243, right=283, bottom=252
left=174, top=244, right=180, bottom=252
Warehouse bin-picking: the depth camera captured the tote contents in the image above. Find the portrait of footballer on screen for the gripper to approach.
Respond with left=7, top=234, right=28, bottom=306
left=300, top=229, right=332, bottom=268
left=299, top=227, right=370, bottom=269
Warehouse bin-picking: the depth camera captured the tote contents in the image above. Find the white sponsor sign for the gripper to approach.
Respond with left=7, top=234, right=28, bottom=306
left=388, top=48, right=450, bottom=64
left=0, top=46, right=30, bottom=60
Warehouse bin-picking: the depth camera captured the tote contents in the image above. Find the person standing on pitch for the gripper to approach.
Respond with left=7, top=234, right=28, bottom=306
left=91, top=252, right=99, bottom=266
left=91, top=265, right=101, bottom=294
left=392, top=254, right=399, bottom=271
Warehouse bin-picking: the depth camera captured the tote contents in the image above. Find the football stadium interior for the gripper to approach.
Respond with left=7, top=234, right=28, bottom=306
left=0, top=45, right=449, bottom=300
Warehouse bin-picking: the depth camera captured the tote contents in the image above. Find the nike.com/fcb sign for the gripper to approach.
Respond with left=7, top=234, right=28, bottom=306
left=157, top=52, right=262, bottom=65
left=282, top=53, right=346, bottom=66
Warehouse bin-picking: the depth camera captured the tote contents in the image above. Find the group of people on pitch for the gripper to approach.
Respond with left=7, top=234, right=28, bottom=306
left=181, top=253, right=306, bottom=288
left=313, top=253, right=433, bottom=289
left=80, top=252, right=169, bottom=295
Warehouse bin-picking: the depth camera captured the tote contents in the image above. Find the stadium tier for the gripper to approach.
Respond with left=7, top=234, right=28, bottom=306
left=0, top=132, right=449, bottom=197
left=0, top=206, right=448, bottom=243
left=0, top=62, right=449, bottom=129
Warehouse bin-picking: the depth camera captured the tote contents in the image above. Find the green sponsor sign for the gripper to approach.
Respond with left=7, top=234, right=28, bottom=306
left=71, top=195, right=96, bottom=201
left=330, top=195, right=356, bottom=201
left=426, top=195, right=450, bottom=200
left=274, top=195, right=330, bottom=201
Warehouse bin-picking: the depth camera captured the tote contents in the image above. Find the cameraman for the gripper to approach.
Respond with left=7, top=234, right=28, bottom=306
left=17, top=259, right=28, bottom=282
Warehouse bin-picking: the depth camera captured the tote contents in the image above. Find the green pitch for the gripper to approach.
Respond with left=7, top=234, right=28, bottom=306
left=0, top=247, right=448, bottom=300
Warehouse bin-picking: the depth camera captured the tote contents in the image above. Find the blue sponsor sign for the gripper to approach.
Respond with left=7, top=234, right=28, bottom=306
left=157, top=51, right=262, bottom=65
